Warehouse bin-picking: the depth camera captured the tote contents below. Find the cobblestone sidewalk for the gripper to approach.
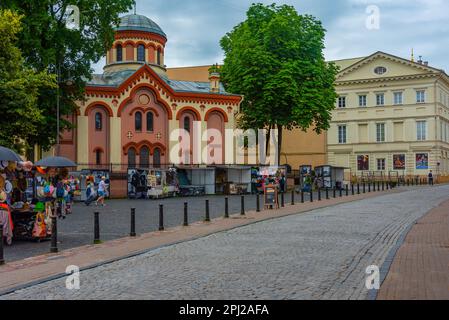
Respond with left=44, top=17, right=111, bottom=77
left=1, top=185, right=448, bottom=300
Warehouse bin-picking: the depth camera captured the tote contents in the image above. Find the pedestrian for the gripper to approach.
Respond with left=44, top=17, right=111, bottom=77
left=428, top=170, right=434, bottom=186
left=95, top=176, right=108, bottom=207
left=84, top=176, right=97, bottom=206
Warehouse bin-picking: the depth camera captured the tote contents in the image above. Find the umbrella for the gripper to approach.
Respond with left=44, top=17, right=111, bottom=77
left=35, top=156, right=77, bottom=168
left=0, top=146, right=22, bottom=162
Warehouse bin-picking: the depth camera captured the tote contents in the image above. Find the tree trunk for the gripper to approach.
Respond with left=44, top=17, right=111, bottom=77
left=277, top=125, right=283, bottom=166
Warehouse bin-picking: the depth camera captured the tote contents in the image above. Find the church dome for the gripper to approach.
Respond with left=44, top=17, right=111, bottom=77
left=116, top=14, right=166, bottom=39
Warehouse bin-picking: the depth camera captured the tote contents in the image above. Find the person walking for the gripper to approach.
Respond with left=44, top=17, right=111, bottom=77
left=428, top=170, right=434, bottom=186
left=84, top=177, right=97, bottom=206
left=95, top=176, right=108, bottom=207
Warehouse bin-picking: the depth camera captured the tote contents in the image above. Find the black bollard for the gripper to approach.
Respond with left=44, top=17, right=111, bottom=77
left=346, top=184, right=349, bottom=196
left=94, top=212, right=101, bottom=244
left=301, top=190, right=304, bottom=203
left=386, top=182, right=389, bottom=190
left=183, top=202, right=189, bottom=226
left=357, top=183, right=360, bottom=195
left=351, top=184, right=355, bottom=196
left=281, top=192, right=285, bottom=207
left=333, top=187, right=336, bottom=198
left=310, top=190, right=313, bottom=202
left=159, top=204, right=165, bottom=230
left=50, top=216, right=58, bottom=253
left=241, top=195, right=245, bottom=215
left=339, top=187, right=343, bottom=197
left=256, top=194, right=260, bottom=213
left=130, top=208, right=136, bottom=237
left=0, top=224, right=4, bottom=265
left=205, top=200, right=211, bottom=221
left=363, top=183, right=366, bottom=193
left=326, top=187, right=330, bottom=200
left=368, top=182, right=371, bottom=193
left=318, top=188, right=321, bottom=201
left=291, top=189, right=295, bottom=205
left=225, top=197, right=230, bottom=218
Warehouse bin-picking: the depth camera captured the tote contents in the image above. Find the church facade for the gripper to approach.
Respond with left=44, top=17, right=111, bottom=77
left=57, top=14, right=242, bottom=168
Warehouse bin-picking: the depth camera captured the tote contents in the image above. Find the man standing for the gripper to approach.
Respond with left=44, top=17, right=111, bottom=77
left=428, top=170, right=434, bottom=186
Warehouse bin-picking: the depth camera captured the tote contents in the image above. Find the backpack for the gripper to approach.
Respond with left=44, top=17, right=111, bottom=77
left=56, top=182, right=65, bottom=198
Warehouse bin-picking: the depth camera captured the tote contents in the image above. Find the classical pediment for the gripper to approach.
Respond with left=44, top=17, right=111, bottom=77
left=336, top=51, right=441, bottom=83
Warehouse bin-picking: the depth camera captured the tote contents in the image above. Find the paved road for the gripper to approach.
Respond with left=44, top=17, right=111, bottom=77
left=2, top=185, right=447, bottom=300
left=5, top=192, right=310, bottom=262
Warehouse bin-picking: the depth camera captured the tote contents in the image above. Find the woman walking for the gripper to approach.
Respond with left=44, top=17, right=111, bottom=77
left=95, top=176, right=108, bottom=207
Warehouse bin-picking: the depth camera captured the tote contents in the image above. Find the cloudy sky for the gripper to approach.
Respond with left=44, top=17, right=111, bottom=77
left=93, top=0, right=449, bottom=73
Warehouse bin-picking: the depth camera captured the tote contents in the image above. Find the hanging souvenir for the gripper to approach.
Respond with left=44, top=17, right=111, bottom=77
left=32, top=212, right=47, bottom=239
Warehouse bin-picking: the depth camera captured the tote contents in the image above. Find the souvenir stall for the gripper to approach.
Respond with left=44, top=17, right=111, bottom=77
left=127, top=168, right=179, bottom=199
left=177, top=166, right=215, bottom=196
left=253, top=166, right=287, bottom=194
left=314, top=165, right=349, bottom=189
left=214, top=166, right=251, bottom=195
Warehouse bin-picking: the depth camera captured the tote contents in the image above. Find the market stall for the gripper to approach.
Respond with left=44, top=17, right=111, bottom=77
left=177, top=166, right=215, bottom=196
left=214, top=166, right=251, bottom=195
left=299, top=165, right=313, bottom=192
left=314, top=165, right=349, bottom=189
left=252, top=166, right=287, bottom=194
left=127, top=168, right=178, bottom=199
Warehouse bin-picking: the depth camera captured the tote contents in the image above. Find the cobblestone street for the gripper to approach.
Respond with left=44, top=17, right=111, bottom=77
left=1, top=185, right=448, bottom=300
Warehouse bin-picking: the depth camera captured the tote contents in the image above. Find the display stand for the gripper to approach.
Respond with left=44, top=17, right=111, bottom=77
left=264, top=184, right=279, bottom=210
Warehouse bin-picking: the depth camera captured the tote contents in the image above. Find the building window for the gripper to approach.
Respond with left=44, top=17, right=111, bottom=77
left=376, top=93, right=385, bottom=106
left=128, top=148, right=136, bottom=167
left=338, top=96, right=346, bottom=108
left=417, top=121, right=427, bottom=141
left=157, top=49, right=161, bottom=65
left=95, top=112, right=102, bottom=131
left=95, top=149, right=102, bottom=165
left=184, top=116, right=191, bottom=133
left=374, top=66, right=387, bottom=75
left=359, top=95, right=367, bottom=107
left=416, top=90, right=426, bottom=103
left=146, top=112, right=154, bottom=132
left=377, top=158, right=386, bottom=171
left=153, top=148, right=161, bottom=168
left=140, top=146, right=150, bottom=168
left=135, top=112, right=142, bottom=131
left=376, top=123, right=385, bottom=142
left=394, top=92, right=403, bottom=105
left=137, top=44, right=145, bottom=62
left=338, top=125, right=347, bottom=144
left=116, top=45, right=123, bottom=62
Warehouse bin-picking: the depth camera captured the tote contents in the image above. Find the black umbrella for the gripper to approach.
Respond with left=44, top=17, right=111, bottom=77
left=0, top=146, right=22, bottom=162
left=35, top=156, right=77, bottom=168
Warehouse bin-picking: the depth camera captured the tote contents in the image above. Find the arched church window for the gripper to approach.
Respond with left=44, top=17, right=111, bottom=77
left=147, top=112, right=154, bottom=132
left=128, top=148, right=136, bottom=167
left=95, top=112, right=102, bottom=131
left=157, top=49, right=161, bottom=65
left=95, top=149, right=102, bottom=165
left=184, top=116, right=190, bottom=133
left=153, top=148, right=161, bottom=168
left=116, top=45, right=123, bottom=62
left=135, top=112, right=142, bottom=131
left=140, top=146, right=150, bottom=168
left=137, top=45, right=145, bottom=62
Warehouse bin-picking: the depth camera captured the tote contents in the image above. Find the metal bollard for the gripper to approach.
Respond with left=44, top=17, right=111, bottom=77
left=301, top=190, right=304, bottom=203
left=225, top=197, right=230, bottom=218
left=351, top=184, right=354, bottom=196
left=318, top=188, right=321, bottom=201
left=205, top=200, right=211, bottom=222
left=94, top=212, right=101, bottom=244
left=326, top=187, right=330, bottom=199
left=0, top=224, right=5, bottom=265
left=310, top=190, right=313, bottom=202
left=346, top=185, right=349, bottom=196
left=339, top=187, right=342, bottom=197
left=256, top=194, right=260, bottom=213
left=183, top=202, right=189, bottom=226
left=377, top=181, right=380, bottom=191
left=241, top=195, right=245, bottom=215
left=130, top=208, right=136, bottom=237
left=159, top=204, right=165, bottom=230
left=281, top=192, right=285, bottom=207
left=368, top=182, right=371, bottom=193
left=333, top=187, right=336, bottom=198
left=50, top=216, right=58, bottom=253
left=363, top=183, right=366, bottom=193
left=357, top=183, right=360, bottom=195
left=291, top=189, right=295, bottom=205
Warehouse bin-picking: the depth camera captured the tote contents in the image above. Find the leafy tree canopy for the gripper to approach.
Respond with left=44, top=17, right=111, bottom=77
left=0, top=9, right=56, bottom=152
left=0, top=0, right=134, bottom=151
left=220, top=3, right=339, bottom=157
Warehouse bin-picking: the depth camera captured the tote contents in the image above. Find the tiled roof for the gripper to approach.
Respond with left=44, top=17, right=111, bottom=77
left=116, top=14, right=166, bottom=39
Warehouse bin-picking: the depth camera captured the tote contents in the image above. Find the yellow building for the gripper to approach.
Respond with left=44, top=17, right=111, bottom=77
left=328, top=51, right=449, bottom=179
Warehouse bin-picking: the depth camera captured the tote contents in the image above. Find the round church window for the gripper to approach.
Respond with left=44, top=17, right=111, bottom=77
left=139, top=94, right=150, bottom=105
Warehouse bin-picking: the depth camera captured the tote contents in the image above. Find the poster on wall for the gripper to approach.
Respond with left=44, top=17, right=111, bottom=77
left=393, top=154, right=406, bottom=170
left=416, top=153, right=429, bottom=169
left=357, top=155, right=369, bottom=171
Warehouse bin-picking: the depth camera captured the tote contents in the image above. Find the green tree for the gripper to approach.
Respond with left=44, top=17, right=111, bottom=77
left=0, top=0, right=134, bottom=152
left=0, top=9, right=56, bottom=152
left=220, top=3, right=339, bottom=163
